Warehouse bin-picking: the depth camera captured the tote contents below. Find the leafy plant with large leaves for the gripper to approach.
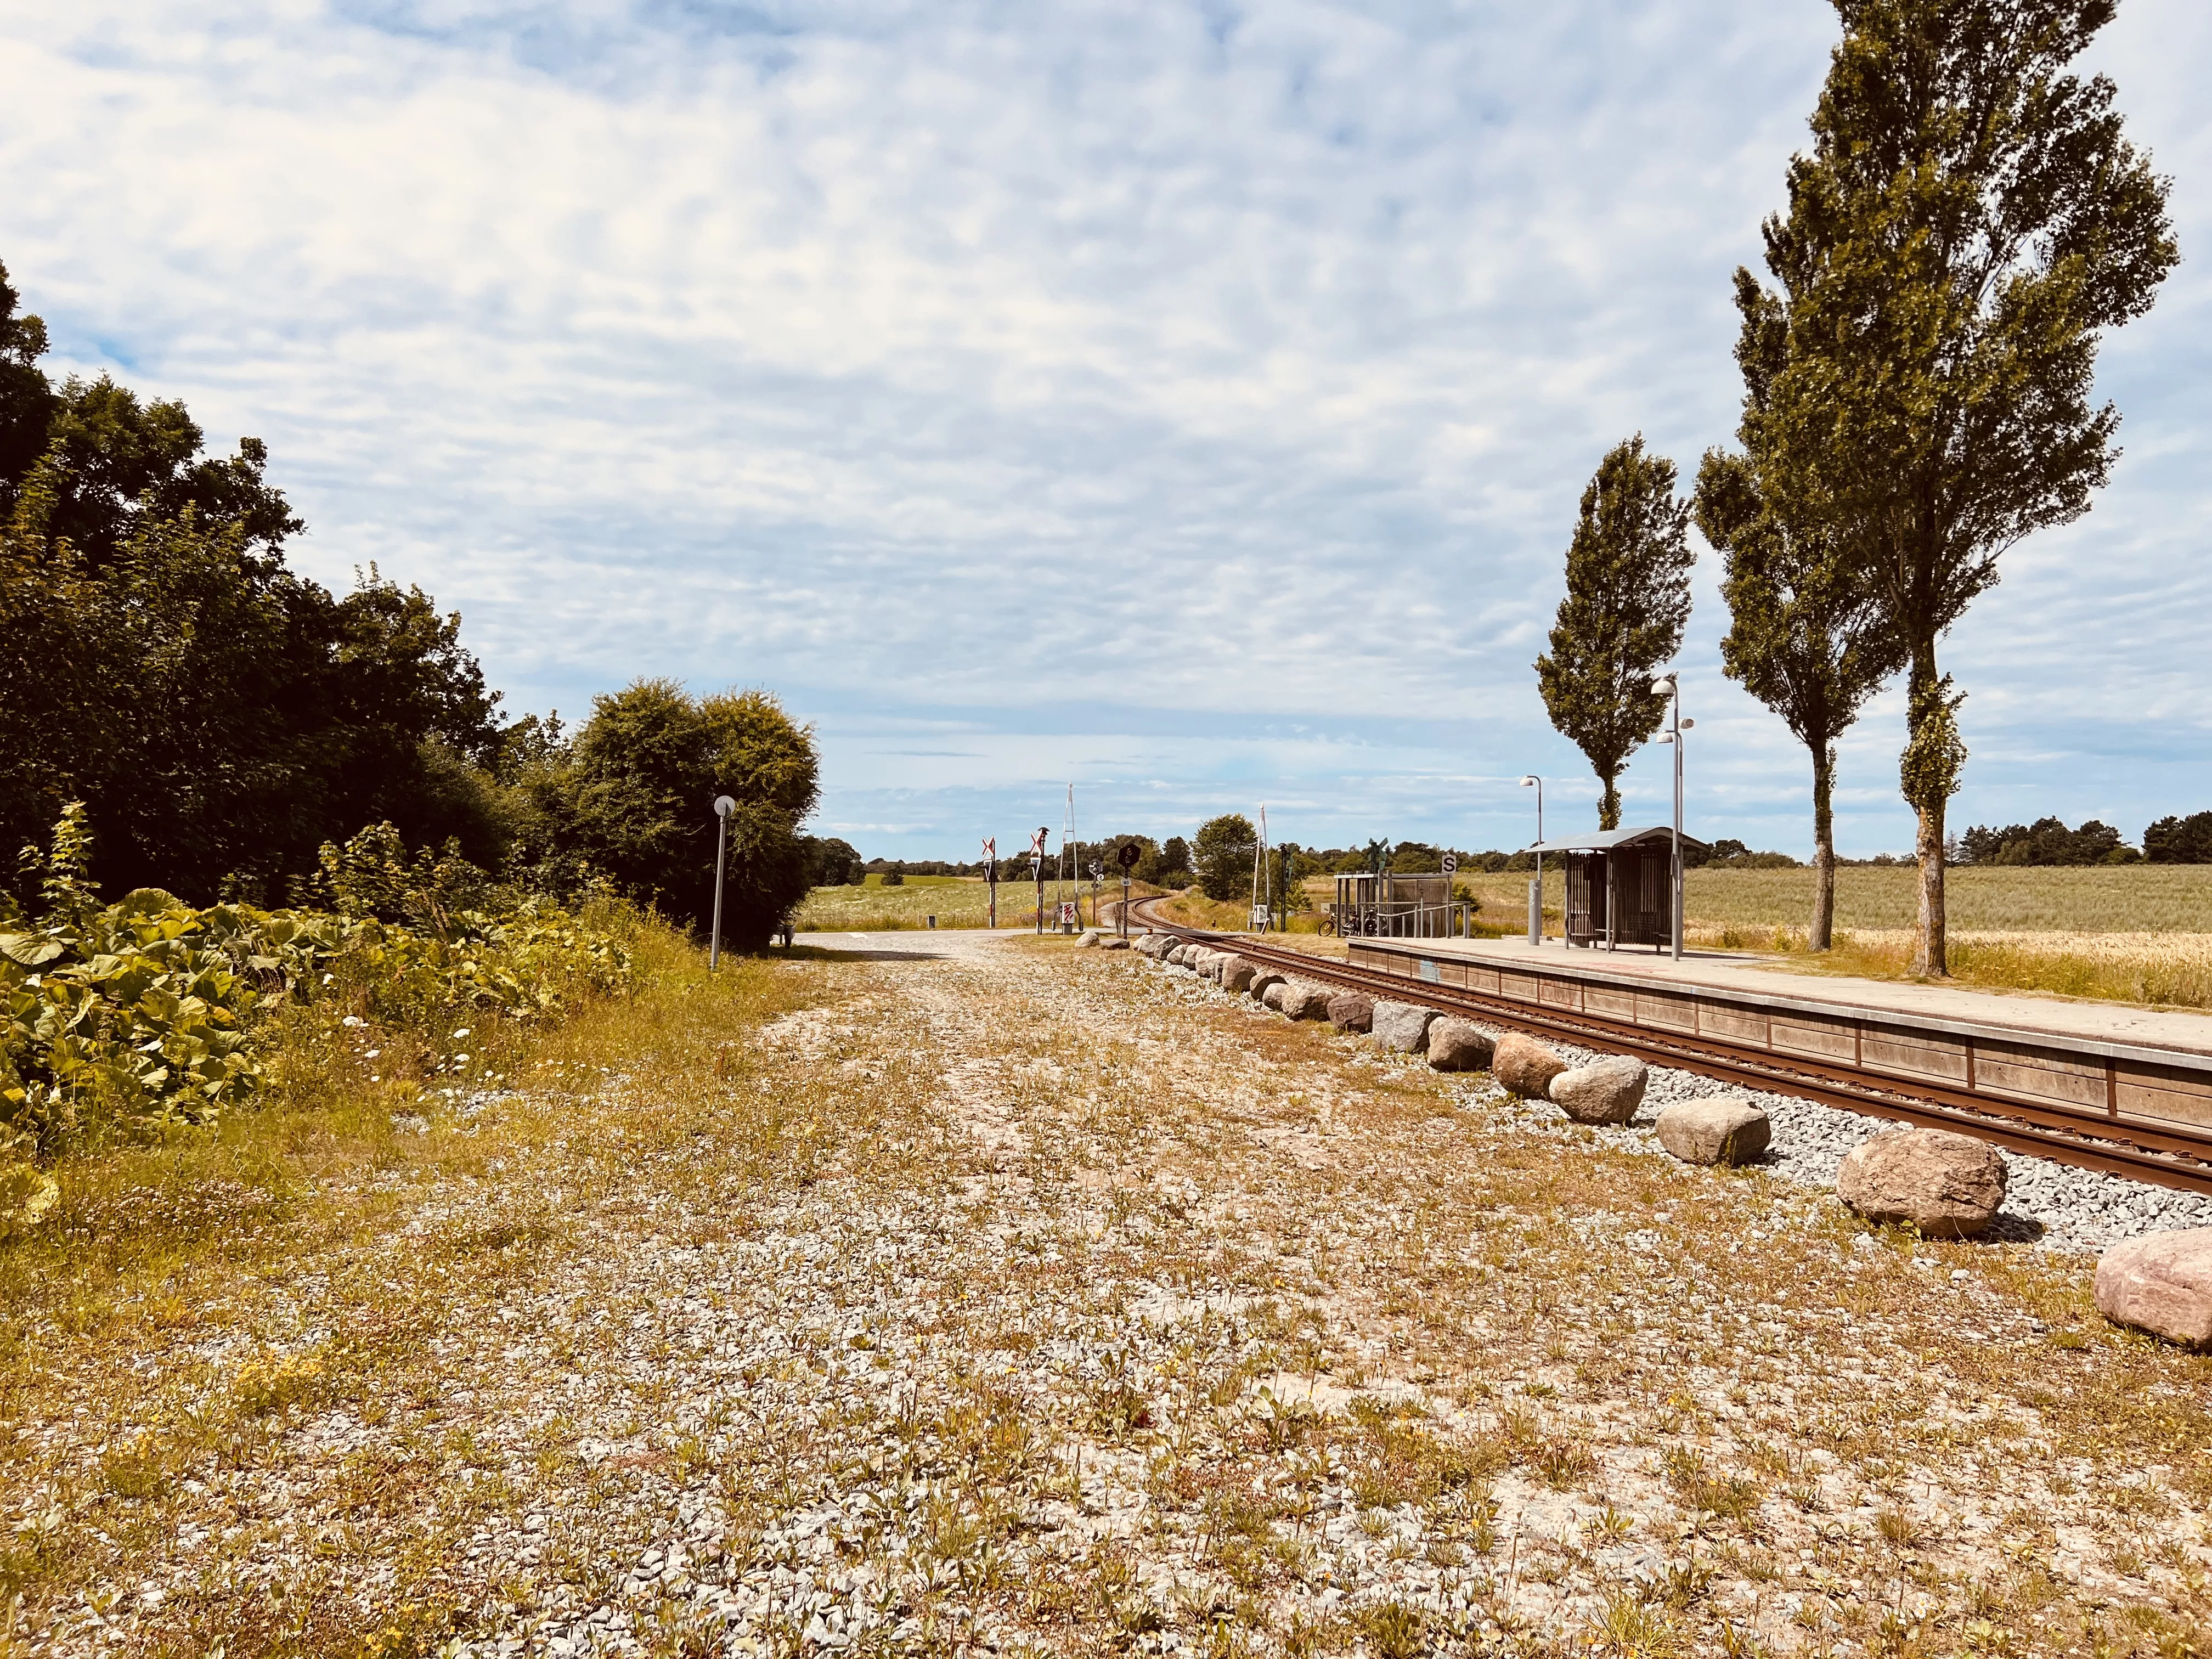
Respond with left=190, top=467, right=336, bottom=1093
left=1, top=806, right=632, bottom=1154
left=1737, top=0, right=2175, bottom=974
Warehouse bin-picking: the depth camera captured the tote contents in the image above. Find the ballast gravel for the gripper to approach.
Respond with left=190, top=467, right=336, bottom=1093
left=1155, top=951, right=2212, bottom=1251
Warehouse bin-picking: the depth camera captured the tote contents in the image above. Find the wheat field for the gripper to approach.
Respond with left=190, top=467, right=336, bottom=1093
left=1344, top=865, right=2212, bottom=1009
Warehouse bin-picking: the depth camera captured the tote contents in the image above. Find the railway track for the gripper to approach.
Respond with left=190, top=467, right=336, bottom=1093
left=1128, top=899, right=2212, bottom=1197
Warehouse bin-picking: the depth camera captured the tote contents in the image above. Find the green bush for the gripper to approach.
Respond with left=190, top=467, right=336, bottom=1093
left=1, top=806, right=632, bottom=1153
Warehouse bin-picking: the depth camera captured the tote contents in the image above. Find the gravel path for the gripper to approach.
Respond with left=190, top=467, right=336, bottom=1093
left=21, top=932, right=2210, bottom=1657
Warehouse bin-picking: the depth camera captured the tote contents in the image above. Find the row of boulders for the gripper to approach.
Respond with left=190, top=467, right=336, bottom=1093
left=1132, top=932, right=2212, bottom=1350
left=1137, top=934, right=1760, bottom=1160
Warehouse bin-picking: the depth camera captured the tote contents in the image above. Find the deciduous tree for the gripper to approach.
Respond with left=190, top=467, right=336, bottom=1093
left=1192, top=814, right=1257, bottom=902
left=1742, top=0, right=2175, bottom=974
left=1536, top=438, right=1694, bottom=830
left=561, top=681, right=820, bottom=948
left=1696, top=436, right=1899, bottom=950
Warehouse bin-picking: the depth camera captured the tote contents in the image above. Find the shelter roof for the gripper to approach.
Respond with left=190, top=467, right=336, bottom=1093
left=1527, top=826, right=1711, bottom=855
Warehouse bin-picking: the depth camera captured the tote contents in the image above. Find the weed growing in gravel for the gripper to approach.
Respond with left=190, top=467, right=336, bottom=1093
left=6, top=929, right=2211, bottom=1656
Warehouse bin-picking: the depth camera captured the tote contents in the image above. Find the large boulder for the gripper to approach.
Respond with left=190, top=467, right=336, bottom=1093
left=1103, top=936, right=1132, bottom=951
left=1371, top=1000, right=1436, bottom=1054
left=1278, top=981, right=1333, bottom=1021
left=1076, top=929, right=1102, bottom=949
left=2096, top=1229, right=2212, bottom=1348
left=1248, top=970, right=1286, bottom=1002
left=1551, top=1056, right=1647, bottom=1124
left=1655, top=1096, right=1770, bottom=1165
left=1492, top=1034, right=1567, bottom=1099
left=1219, top=957, right=1259, bottom=994
left=1168, top=943, right=1200, bottom=967
left=1836, top=1128, right=2007, bottom=1239
left=1260, top=980, right=1291, bottom=1012
left=1427, top=1018, right=1494, bottom=1073
left=1326, top=992, right=1375, bottom=1033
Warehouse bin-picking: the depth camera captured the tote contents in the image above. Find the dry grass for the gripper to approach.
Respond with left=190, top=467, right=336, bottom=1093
left=1696, top=926, right=2212, bottom=1010
left=1681, top=865, right=2212, bottom=934
left=794, top=872, right=1001, bottom=930
left=6, top=928, right=2209, bottom=1656
left=1154, top=888, right=1333, bottom=935
left=1454, top=864, right=2212, bottom=935
left=796, top=873, right=1164, bottom=932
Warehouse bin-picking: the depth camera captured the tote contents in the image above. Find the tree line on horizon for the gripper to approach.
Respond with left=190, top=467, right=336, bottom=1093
left=1532, top=0, right=2176, bottom=973
left=0, top=267, right=820, bottom=949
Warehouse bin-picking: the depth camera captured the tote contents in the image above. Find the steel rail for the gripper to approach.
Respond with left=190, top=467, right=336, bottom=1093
left=1128, top=901, right=2212, bottom=1197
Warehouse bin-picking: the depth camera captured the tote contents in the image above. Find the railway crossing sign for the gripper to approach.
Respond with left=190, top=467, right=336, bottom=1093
left=1058, top=901, right=1079, bottom=927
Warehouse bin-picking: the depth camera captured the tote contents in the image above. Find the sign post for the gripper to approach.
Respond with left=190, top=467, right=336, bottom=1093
left=709, top=794, right=737, bottom=970
left=1441, top=850, right=1458, bottom=937
left=1030, top=827, right=1048, bottom=935
left=982, top=837, right=997, bottom=930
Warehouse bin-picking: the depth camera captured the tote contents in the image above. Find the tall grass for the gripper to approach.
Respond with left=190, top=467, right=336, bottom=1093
left=1389, top=866, right=2212, bottom=1009
left=794, top=873, right=1143, bottom=931
left=1453, top=864, right=2212, bottom=936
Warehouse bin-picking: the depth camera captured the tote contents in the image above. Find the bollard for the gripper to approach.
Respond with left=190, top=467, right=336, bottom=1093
left=927, top=915, right=936, bottom=929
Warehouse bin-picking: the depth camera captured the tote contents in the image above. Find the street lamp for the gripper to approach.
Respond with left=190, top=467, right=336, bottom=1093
left=1519, top=775, right=1544, bottom=945
left=1651, top=675, right=1695, bottom=961
left=709, top=794, right=736, bottom=971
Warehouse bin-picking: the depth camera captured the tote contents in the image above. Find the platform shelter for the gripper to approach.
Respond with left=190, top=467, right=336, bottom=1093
left=1528, top=827, right=1710, bottom=951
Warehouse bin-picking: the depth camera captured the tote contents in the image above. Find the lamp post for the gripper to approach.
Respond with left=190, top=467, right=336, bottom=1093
left=1519, top=775, right=1544, bottom=945
left=1651, top=674, right=1694, bottom=961
left=709, top=794, right=736, bottom=970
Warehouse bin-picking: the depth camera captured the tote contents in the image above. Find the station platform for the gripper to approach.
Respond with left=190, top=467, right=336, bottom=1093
left=1347, top=935, right=2212, bottom=1058
left=1341, top=933, right=2212, bottom=1142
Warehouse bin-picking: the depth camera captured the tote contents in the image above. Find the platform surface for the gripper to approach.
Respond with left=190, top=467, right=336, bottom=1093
left=1349, top=933, right=2212, bottom=1057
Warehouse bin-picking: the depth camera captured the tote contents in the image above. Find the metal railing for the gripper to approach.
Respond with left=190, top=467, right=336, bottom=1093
left=1328, top=900, right=1479, bottom=939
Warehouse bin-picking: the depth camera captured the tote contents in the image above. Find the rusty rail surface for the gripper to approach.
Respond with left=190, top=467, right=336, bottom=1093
left=1128, top=900, right=2212, bottom=1197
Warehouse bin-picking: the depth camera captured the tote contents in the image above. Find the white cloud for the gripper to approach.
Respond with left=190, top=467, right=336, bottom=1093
left=2, top=0, right=2207, bottom=858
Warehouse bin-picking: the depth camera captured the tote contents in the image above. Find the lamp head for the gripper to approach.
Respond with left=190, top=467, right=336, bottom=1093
left=1651, top=673, right=1677, bottom=695
left=1519, top=775, right=1537, bottom=788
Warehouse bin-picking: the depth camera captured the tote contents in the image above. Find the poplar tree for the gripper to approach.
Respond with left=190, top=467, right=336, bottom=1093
left=1695, top=281, right=1903, bottom=950
left=1536, top=437, right=1694, bottom=830
left=1742, top=0, right=2175, bottom=975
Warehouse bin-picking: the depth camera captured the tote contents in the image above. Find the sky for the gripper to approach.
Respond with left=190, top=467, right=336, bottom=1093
left=3, top=0, right=2208, bottom=861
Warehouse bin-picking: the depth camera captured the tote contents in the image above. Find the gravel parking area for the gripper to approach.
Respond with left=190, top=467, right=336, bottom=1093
left=13, top=932, right=2210, bottom=1656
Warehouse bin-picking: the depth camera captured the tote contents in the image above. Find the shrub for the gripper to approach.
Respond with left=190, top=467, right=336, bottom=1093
left=560, top=680, right=819, bottom=949
left=1, top=805, right=632, bottom=1153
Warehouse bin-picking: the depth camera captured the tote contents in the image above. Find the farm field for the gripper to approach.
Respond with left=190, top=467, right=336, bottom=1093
left=795, top=874, right=1150, bottom=932
left=1442, top=866, right=2212, bottom=1009
left=7, top=931, right=2203, bottom=1655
